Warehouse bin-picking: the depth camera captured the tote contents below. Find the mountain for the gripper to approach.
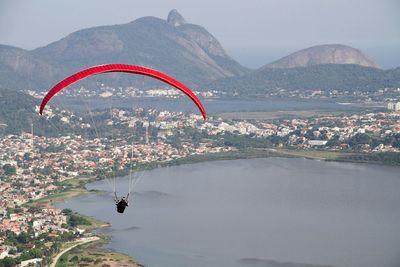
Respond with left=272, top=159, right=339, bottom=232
left=0, top=88, right=39, bottom=135
left=208, top=44, right=399, bottom=94
left=0, top=88, right=91, bottom=136
left=265, top=44, right=379, bottom=69
left=209, top=64, right=400, bottom=93
left=167, top=9, right=187, bottom=26
left=0, top=10, right=248, bottom=90
left=0, top=45, right=58, bottom=89
left=1, top=12, right=399, bottom=94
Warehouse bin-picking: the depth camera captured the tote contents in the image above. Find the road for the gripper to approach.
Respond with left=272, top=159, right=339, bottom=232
left=50, top=236, right=99, bottom=267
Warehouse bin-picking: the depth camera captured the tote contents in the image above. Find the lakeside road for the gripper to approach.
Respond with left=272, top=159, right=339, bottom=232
left=50, top=236, right=99, bottom=267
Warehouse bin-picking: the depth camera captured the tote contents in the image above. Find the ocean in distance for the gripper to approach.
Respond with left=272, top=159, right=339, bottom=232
left=56, top=157, right=400, bottom=267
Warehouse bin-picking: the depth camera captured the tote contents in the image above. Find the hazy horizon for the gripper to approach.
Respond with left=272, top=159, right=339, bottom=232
left=1, top=0, right=399, bottom=69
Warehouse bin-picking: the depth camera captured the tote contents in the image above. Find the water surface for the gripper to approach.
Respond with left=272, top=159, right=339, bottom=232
left=57, top=158, right=400, bottom=267
left=55, top=98, right=360, bottom=114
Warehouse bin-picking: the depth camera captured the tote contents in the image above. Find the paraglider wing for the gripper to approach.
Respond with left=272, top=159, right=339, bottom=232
left=39, top=64, right=207, bottom=120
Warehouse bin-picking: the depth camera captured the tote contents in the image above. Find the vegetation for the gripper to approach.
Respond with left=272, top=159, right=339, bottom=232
left=27, top=188, right=87, bottom=205
left=63, top=209, right=92, bottom=227
left=166, top=147, right=400, bottom=166
left=209, top=64, right=400, bottom=93
left=342, top=132, right=400, bottom=151
left=337, top=152, right=400, bottom=165
left=2, top=164, right=16, bottom=176
left=0, top=230, right=75, bottom=267
left=62, top=209, right=107, bottom=230
left=0, top=88, right=80, bottom=137
left=55, top=238, right=140, bottom=267
left=0, top=88, right=37, bottom=136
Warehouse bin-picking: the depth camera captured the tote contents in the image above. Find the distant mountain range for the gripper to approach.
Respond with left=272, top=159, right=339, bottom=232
left=215, top=44, right=399, bottom=93
left=0, top=9, right=248, bottom=90
left=0, top=10, right=399, bottom=93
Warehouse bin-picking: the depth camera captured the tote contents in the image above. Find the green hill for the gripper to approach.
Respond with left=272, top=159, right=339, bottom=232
left=0, top=89, right=74, bottom=136
left=0, top=88, right=39, bottom=135
left=208, top=64, right=400, bottom=94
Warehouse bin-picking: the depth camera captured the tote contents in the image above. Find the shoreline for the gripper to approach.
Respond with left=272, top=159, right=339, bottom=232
left=162, top=148, right=400, bottom=167
left=49, top=236, right=100, bottom=267
left=43, top=148, right=399, bottom=266
left=29, top=184, right=141, bottom=266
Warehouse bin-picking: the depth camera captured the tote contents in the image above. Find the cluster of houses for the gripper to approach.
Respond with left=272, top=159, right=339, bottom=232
left=26, top=86, right=222, bottom=100
left=1, top=105, right=399, bottom=264
left=0, top=110, right=231, bottom=255
left=199, top=112, right=400, bottom=151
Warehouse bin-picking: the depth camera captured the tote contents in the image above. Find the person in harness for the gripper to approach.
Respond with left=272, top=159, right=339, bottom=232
left=115, top=193, right=129, bottom=213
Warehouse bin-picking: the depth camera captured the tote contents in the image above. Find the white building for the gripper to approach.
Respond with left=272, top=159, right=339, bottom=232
left=387, top=102, right=400, bottom=111
left=308, top=140, right=328, bottom=146
left=19, top=258, right=42, bottom=267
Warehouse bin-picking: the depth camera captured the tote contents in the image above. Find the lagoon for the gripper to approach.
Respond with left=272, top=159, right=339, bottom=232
left=55, top=97, right=360, bottom=114
left=57, top=158, right=400, bottom=267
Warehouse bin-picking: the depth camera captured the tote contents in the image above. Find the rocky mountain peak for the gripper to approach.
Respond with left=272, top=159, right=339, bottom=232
left=265, top=44, right=379, bottom=69
left=167, top=9, right=187, bottom=26
left=0, top=10, right=248, bottom=89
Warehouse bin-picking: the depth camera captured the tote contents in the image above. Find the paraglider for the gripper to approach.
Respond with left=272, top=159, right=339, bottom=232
left=39, top=64, right=207, bottom=120
left=39, top=64, right=207, bottom=214
left=115, top=194, right=129, bottom=214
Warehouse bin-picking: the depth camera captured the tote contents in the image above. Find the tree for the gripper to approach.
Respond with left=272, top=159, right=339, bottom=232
left=19, top=251, right=32, bottom=261
left=2, top=164, right=16, bottom=176
left=384, top=133, right=400, bottom=148
left=67, top=214, right=91, bottom=227
left=348, top=133, right=373, bottom=148
left=23, top=153, right=31, bottom=161
left=29, top=248, right=43, bottom=258
left=81, top=257, right=93, bottom=262
left=62, top=209, right=73, bottom=216
left=0, top=257, right=17, bottom=267
left=15, top=244, right=26, bottom=252
left=70, top=255, right=79, bottom=264
left=7, top=248, right=16, bottom=255
left=16, top=232, right=30, bottom=244
left=37, top=166, right=53, bottom=175
left=13, top=207, right=22, bottom=213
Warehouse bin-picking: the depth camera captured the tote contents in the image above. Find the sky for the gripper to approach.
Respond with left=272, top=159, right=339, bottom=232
left=0, top=0, right=399, bottom=69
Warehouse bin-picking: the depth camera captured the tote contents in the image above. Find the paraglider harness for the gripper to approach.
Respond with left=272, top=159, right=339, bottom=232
left=115, top=192, right=130, bottom=213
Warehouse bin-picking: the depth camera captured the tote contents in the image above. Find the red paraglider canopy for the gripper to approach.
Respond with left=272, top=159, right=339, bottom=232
left=39, top=64, right=207, bottom=120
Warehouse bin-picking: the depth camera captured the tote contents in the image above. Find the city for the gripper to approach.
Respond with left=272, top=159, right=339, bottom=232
left=1, top=98, right=400, bottom=264
left=25, top=85, right=400, bottom=103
